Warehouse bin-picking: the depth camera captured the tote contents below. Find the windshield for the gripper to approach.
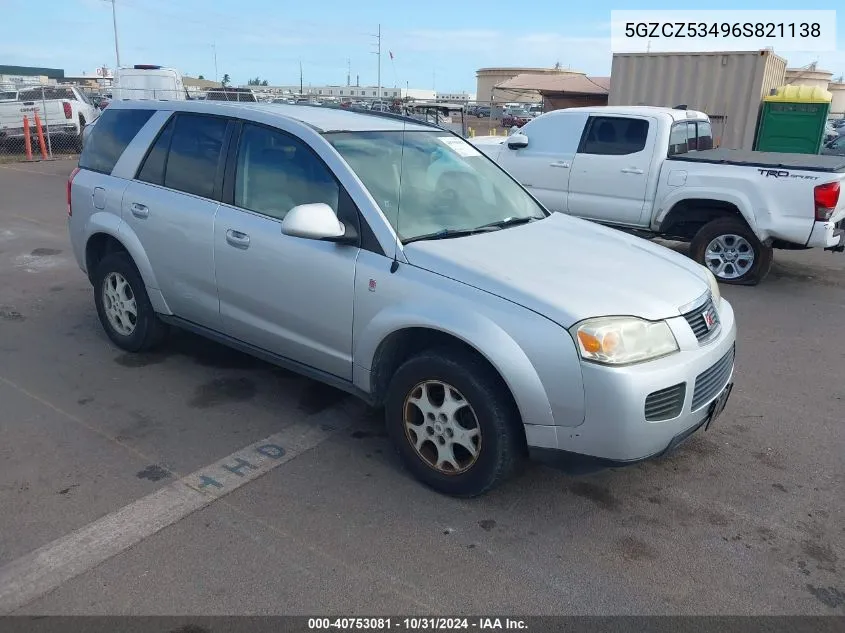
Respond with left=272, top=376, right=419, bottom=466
left=327, top=130, right=547, bottom=242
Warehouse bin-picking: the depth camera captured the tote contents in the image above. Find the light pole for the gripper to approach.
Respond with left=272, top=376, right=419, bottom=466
left=107, top=0, right=121, bottom=68
left=212, top=43, right=218, bottom=82
left=371, top=24, right=381, bottom=102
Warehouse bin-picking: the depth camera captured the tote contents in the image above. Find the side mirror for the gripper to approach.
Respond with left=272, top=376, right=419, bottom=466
left=281, top=203, right=350, bottom=242
left=507, top=133, right=528, bottom=149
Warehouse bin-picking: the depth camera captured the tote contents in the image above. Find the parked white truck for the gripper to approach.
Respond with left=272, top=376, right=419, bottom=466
left=0, top=85, right=99, bottom=151
left=471, top=106, right=845, bottom=285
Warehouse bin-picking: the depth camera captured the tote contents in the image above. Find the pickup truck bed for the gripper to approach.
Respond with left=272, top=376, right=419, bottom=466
left=668, top=148, right=845, bottom=173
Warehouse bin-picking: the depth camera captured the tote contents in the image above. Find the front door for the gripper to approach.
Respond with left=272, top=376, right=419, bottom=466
left=214, top=122, right=358, bottom=379
left=495, top=112, right=589, bottom=213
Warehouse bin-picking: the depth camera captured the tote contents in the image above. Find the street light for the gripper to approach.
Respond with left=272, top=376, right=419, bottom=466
left=102, top=0, right=121, bottom=68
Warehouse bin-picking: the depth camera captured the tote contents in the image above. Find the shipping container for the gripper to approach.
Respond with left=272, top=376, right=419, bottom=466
left=609, top=50, right=786, bottom=150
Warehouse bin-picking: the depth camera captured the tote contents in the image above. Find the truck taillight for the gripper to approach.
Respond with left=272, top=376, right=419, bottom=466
left=63, top=101, right=72, bottom=119
left=814, top=182, right=841, bottom=221
left=67, top=167, right=80, bottom=216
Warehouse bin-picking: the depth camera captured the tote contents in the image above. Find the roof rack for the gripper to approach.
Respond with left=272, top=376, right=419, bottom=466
left=350, top=107, right=448, bottom=132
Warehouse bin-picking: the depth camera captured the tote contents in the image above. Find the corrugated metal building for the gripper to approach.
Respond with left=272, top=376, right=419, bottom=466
left=608, top=50, right=786, bottom=150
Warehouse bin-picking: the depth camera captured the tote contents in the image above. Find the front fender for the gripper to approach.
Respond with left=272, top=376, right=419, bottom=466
left=352, top=302, right=559, bottom=429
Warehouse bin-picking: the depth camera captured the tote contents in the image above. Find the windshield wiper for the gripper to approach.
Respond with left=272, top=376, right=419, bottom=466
left=402, top=227, right=491, bottom=244
left=403, top=217, right=541, bottom=245
left=472, top=216, right=540, bottom=231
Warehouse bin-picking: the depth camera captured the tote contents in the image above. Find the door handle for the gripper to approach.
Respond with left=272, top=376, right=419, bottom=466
left=621, top=167, right=644, bottom=174
left=225, top=229, right=250, bottom=248
left=549, top=161, right=571, bottom=168
left=130, top=202, right=149, bottom=218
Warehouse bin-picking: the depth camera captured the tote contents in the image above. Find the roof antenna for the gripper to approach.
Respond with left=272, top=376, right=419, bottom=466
left=390, top=120, right=406, bottom=274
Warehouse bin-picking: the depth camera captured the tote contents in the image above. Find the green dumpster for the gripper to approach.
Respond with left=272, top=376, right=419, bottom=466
left=755, top=85, right=832, bottom=154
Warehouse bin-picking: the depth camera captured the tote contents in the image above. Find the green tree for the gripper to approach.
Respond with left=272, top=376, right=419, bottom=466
left=222, top=73, right=231, bottom=86
left=197, top=74, right=205, bottom=80
left=261, top=79, right=269, bottom=86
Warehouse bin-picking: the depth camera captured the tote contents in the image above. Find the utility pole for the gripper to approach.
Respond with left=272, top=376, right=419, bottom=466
left=371, top=24, right=381, bottom=101
left=108, top=0, right=121, bottom=68
left=299, top=60, right=303, bottom=95
left=347, top=58, right=351, bottom=87
left=212, top=43, right=218, bottom=82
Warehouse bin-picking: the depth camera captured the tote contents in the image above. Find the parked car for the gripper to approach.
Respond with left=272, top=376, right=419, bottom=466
left=502, top=109, right=531, bottom=128
left=0, top=89, right=18, bottom=102
left=475, top=105, right=491, bottom=118
left=0, top=85, right=99, bottom=150
left=824, top=122, right=838, bottom=144
left=69, top=101, right=737, bottom=497
left=470, top=106, right=845, bottom=285
left=822, top=134, right=845, bottom=156
left=206, top=87, right=257, bottom=102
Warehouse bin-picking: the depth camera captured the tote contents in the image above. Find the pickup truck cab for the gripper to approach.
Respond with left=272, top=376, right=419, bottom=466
left=472, top=106, right=845, bottom=285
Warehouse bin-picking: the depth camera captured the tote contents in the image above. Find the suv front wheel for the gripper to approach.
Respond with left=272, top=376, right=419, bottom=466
left=385, top=349, right=526, bottom=497
left=93, top=252, right=168, bottom=352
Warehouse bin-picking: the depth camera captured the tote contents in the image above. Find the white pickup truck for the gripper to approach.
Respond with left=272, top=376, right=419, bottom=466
left=0, top=85, right=99, bottom=151
left=471, top=106, right=845, bottom=285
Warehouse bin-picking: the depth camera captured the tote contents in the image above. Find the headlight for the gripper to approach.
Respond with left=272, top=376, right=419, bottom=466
left=570, top=317, right=679, bottom=365
left=702, top=266, right=721, bottom=307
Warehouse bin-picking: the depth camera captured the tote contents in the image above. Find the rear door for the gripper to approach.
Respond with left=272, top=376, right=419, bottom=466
left=495, top=111, right=588, bottom=213
left=70, top=107, right=156, bottom=266
left=567, top=115, right=655, bottom=226
left=122, top=112, right=232, bottom=330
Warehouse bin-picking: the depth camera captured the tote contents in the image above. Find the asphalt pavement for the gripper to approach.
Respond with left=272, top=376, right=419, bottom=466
left=0, top=159, right=842, bottom=615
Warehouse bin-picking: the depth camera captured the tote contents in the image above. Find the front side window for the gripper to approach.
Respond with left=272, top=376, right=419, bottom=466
left=580, top=116, right=649, bottom=155
left=328, top=130, right=547, bottom=242
left=163, top=114, right=228, bottom=198
left=79, top=108, right=155, bottom=174
left=234, top=124, right=339, bottom=221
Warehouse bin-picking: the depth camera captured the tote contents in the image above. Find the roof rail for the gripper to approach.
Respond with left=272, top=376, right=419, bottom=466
left=347, top=106, right=448, bottom=132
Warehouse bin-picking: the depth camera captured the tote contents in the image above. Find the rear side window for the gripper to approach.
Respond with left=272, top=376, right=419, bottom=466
left=162, top=114, right=228, bottom=198
left=668, top=123, right=689, bottom=155
left=136, top=116, right=176, bottom=185
left=79, top=108, right=155, bottom=175
left=580, top=117, right=649, bottom=155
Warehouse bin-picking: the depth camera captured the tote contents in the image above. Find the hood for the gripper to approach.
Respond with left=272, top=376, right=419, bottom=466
left=404, top=213, right=709, bottom=326
left=469, top=135, right=507, bottom=147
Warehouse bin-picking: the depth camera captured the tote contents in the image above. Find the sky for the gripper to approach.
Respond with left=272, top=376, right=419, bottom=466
left=1, top=0, right=843, bottom=92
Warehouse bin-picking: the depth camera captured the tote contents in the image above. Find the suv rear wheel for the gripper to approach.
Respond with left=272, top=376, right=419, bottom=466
left=93, top=252, right=168, bottom=352
left=690, top=216, right=773, bottom=285
left=384, top=349, right=525, bottom=497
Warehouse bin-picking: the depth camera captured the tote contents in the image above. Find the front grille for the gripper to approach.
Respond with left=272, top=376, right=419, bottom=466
left=682, top=297, right=720, bottom=343
left=644, top=383, right=686, bottom=421
left=692, top=344, right=735, bottom=411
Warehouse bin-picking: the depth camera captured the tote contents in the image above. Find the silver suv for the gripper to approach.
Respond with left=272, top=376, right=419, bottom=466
left=68, top=101, right=737, bottom=496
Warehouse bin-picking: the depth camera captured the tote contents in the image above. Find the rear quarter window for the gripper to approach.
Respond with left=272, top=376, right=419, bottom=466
left=78, top=108, right=155, bottom=175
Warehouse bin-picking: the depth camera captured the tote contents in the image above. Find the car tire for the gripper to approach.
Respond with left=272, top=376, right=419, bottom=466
left=93, top=251, right=168, bottom=352
left=690, top=216, right=773, bottom=286
left=384, top=348, right=526, bottom=497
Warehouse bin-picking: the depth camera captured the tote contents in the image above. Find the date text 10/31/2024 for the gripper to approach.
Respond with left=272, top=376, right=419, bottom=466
left=308, top=618, right=528, bottom=630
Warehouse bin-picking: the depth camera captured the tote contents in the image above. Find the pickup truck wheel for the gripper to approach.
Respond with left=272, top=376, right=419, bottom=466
left=385, top=349, right=525, bottom=497
left=690, top=217, right=773, bottom=286
left=93, top=252, right=168, bottom=352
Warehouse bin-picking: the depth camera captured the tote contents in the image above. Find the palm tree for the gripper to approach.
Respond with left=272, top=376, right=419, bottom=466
left=222, top=74, right=230, bottom=87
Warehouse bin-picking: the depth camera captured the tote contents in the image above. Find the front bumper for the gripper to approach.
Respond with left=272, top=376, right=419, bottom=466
left=532, top=298, right=737, bottom=462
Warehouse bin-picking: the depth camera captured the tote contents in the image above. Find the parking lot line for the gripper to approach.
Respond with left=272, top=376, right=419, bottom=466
left=0, top=165, right=69, bottom=178
left=0, top=421, right=340, bottom=614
